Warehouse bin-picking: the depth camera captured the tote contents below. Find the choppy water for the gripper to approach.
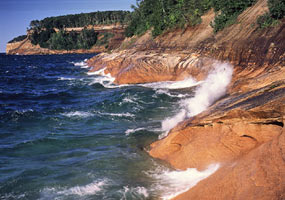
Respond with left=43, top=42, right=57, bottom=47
left=0, top=53, right=229, bottom=200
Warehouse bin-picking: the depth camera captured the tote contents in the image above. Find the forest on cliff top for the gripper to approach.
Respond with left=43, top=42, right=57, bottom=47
left=126, top=0, right=284, bottom=36
left=8, top=0, right=284, bottom=51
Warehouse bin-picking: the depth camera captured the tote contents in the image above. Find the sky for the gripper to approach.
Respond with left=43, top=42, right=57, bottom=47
left=0, top=0, right=136, bottom=53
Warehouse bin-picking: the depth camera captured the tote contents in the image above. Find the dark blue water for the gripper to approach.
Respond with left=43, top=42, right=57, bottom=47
left=0, top=53, right=197, bottom=200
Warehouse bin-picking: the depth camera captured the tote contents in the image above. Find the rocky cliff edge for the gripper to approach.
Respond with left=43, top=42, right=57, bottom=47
left=87, top=0, right=285, bottom=199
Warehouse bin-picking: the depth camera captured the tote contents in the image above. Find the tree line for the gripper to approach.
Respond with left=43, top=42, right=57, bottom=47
left=9, top=1, right=284, bottom=49
left=125, top=0, right=285, bottom=37
left=29, top=10, right=131, bottom=30
left=26, top=10, right=126, bottom=50
left=29, top=28, right=114, bottom=50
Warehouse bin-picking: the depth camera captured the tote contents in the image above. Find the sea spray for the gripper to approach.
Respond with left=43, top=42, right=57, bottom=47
left=161, top=62, right=233, bottom=136
left=147, top=163, right=220, bottom=200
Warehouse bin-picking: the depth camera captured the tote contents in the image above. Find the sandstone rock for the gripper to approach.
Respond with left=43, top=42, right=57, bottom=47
left=86, top=0, right=285, bottom=199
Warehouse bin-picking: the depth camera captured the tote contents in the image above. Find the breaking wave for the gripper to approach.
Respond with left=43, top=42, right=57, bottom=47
left=72, top=60, right=89, bottom=68
left=125, top=128, right=146, bottom=136
left=40, top=179, right=108, bottom=199
left=61, top=111, right=94, bottom=118
left=119, top=186, right=149, bottom=199
left=149, top=163, right=220, bottom=200
left=161, top=62, right=233, bottom=136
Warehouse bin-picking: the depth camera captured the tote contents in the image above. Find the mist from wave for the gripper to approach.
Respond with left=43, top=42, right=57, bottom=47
left=160, top=62, right=233, bottom=137
left=0, top=54, right=229, bottom=200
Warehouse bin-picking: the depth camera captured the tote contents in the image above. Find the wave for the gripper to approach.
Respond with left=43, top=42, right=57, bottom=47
left=40, top=179, right=108, bottom=199
left=61, top=111, right=94, bottom=118
left=57, top=77, right=76, bottom=81
left=119, top=186, right=149, bottom=199
left=148, top=163, right=220, bottom=200
left=160, top=62, right=233, bottom=136
left=155, top=89, right=189, bottom=98
left=125, top=128, right=146, bottom=136
left=87, top=68, right=126, bottom=88
left=87, top=67, right=106, bottom=76
left=72, top=61, right=89, bottom=68
left=98, top=112, right=135, bottom=118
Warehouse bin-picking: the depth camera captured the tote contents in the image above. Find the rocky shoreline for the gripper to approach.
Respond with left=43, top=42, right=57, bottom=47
left=87, top=0, right=285, bottom=198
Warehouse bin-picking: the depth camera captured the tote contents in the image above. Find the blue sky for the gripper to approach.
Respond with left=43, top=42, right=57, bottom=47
left=0, top=0, right=136, bottom=53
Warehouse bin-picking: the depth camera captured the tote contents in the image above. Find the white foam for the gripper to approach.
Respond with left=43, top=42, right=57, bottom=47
left=122, top=96, right=137, bottom=104
left=156, top=89, right=189, bottom=98
left=87, top=67, right=107, bottom=76
left=98, top=112, right=135, bottom=118
left=119, top=186, right=149, bottom=199
left=149, top=164, right=220, bottom=200
left=87, top=68, right=127, bottom=88
left=72, top=61, right=89, bottom=68
left=140, top=78, right=200, bottom=89
left=160, top=63, right=233, bottom=137
left=62, top=111, right=94, bottom=118
left=125, top=128, right=146, bottom=136
left=41, top=179, right=108, bottom=198
left=57, top=180, right=106, bottom=196
left=58, top=77, right=76, bottom=81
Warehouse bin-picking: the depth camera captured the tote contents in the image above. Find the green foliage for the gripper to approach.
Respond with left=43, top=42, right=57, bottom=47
left=256, top=0, right=284, bottom=29
left=125, top=0, right=212, bottom=37
left=29, top=11, right=130, bottom=30
left=257, top=12, right=280, bottom=28
left=126, top=0, right=258, bottom=36
left=211, top=13, right=239, bottom=33
left=268, top=0, right=285, bottom=19
left=8, top=35, right=27, bottom=43
left=30, top=28, right=99, bottom=50
left=30, top=29, right=56, bottom=48
left=211, top=0, right=256, bottom=32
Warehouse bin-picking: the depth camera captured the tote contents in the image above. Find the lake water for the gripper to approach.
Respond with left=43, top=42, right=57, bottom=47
left=0, top=53, right=225, bottom=200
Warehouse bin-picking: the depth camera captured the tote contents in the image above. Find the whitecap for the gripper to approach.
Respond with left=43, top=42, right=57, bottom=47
left=87, top=68, right=126, bottom=88
left=57, top=180, right=106, bottom=196
left=62, top=111, right=94, bottom=118
left=72, top=61, right=89, bottom=68
left=125, top=128, right=146, bottom=136
left=40, top=179, right=108, bottom=199
left=119, top=186, right=149, bottom=199
left=122, top=96, right=137, bottom=104
left=58, top=77, right=76, bottom=81
left=98, top=112, right=135, bottom=118
left=155, top=89, right=188, bottom=98
left=148, top=163, right=220, bottom=200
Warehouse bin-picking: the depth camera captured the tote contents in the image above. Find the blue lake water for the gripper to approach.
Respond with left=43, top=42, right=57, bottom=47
left=0, top=53, right=208, bottom=200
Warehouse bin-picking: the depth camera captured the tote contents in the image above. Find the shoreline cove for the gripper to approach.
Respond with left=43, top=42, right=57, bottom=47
left=1, top=0, right=284, bottom=198
left=87, top=0, right=285, bottom=198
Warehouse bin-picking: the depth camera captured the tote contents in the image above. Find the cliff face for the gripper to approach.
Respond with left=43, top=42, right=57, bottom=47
left=87, top=0, right=285, bottom=199
left=6, top=25, right=125, bottom=55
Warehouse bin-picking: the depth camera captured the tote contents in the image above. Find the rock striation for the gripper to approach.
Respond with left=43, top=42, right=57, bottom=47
left=87, top=0, right=285, bottom=199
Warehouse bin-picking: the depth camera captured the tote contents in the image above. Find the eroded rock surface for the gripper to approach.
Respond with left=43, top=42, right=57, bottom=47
left=86, top=0, right=285, bottom=199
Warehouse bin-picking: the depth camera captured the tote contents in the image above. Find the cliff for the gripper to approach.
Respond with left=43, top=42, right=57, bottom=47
left=6, top=25, right=126, bottom=55
left=89, top=0, right=285, bottom=199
